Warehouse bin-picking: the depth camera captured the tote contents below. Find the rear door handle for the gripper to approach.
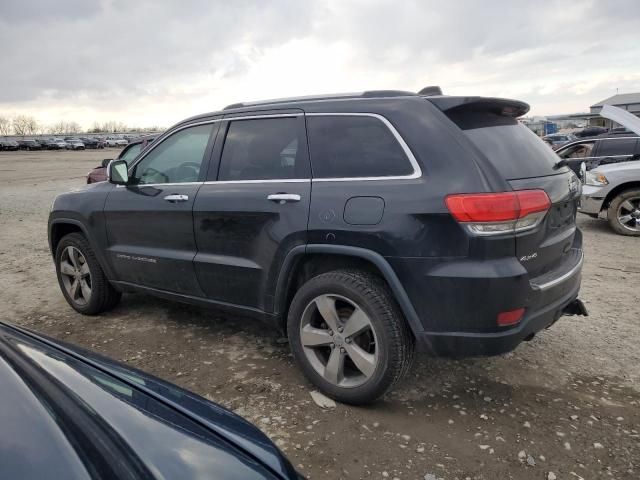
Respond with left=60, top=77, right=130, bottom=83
left=164, top=194, right=189, bottom=202
left=267, top=193, right=301, bottom=204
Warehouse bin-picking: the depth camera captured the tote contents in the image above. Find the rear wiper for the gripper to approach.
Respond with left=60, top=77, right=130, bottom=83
left=553, top=159, right=570, bottom=170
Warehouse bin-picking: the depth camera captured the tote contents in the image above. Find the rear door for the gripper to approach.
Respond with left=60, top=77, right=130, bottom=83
left=104, top=122, right=219, bottom=295
left=192, top=112, right=311, bottom=312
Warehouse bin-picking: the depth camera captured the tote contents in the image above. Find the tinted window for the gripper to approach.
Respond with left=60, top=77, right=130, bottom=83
left=132, top=124, right=213, bottom=185
left=559, top=142, right=595, bottom=159
left=463, top=123, right=567, bottom=179
left=306, top=116, right=412, bottom=178
left=119, top=143, right=142, bottom=162
left=597, top=138, right=638, bottom=157
left=218, top=117, right=306, bottom=181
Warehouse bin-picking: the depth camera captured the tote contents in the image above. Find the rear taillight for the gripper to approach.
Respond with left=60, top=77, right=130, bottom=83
left=445, top=190, right=550, bottom=236
left=497, top=308, right=525, bottom=326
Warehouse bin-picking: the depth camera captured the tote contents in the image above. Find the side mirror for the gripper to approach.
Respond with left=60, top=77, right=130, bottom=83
left=101, top=158, right=113, bottom=168
left=107, top=160, right=129, bottom=185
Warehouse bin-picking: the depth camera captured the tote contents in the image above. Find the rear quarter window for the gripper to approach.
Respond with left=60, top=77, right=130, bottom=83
left=306, top=115, right=413, bottom=178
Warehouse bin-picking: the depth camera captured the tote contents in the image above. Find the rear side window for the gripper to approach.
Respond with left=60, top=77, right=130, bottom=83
left=462, top=122, right=564, bottom=180
left=306, top=115, right=413, bottom=178
left=597, top=138, right=638, bottom=157
left=218, top=117, right=307, bottom=181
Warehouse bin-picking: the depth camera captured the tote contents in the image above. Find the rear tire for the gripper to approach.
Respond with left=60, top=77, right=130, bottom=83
left=55, top=233, right=122, bottom=314
left=287, top=269, right=414, bottom=405
left=607, top=189, right=640, bottom=236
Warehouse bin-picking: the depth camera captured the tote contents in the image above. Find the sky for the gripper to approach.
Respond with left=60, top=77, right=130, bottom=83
left=1, top=0, right=639, bottom=130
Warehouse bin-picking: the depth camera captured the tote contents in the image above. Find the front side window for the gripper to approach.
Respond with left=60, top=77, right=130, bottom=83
left=218, top=117, right=306, bottom=181
left=306, top=115, right=413, bottom=178
left=131, top=124, right=213, bottom=185
left=119, top=143, right=142, bottom=162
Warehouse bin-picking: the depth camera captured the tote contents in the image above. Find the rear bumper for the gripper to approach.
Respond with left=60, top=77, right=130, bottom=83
left=387, top=234, right=585, bottom=357
left=415, top=274, right=584, bottom=356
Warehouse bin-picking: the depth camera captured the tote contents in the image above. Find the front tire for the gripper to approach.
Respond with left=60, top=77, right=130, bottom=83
left=287, top=270, right=414, bottom=405
left=55, top=233, right=121, bottom=314
left=607, top=189, right=640, bottom=236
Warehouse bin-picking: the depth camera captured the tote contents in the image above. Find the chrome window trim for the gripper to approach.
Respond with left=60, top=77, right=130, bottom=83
left=305, top=112, right=422, bottom=182
left=203, top=179, right=310, bottom=185
left=126, top=111, right=422, bottom=186
left=116, top=181, right=203, bottom=188
left=127, top=113, right=302, bottom=175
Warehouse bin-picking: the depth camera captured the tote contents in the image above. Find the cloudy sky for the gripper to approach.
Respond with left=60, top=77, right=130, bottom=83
left=1, top=0, right=639, bottom=129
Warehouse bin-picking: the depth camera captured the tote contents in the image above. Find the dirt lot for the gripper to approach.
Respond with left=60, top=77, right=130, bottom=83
left=1, top=149, right=639, bottom=479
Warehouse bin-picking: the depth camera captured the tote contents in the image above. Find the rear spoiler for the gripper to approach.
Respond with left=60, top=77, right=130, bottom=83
left=426, top=96, right=530, bottom=118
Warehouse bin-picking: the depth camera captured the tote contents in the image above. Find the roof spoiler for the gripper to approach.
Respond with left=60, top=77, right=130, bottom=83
left=427, top=96, right=530, bottom=117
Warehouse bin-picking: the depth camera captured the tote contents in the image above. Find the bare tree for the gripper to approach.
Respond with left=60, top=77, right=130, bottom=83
left=0, top=116, right=11, bottom=136
left=12, top=115, right=32, bottom=136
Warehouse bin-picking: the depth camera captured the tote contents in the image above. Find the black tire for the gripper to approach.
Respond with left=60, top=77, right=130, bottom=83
left=607, top=188, right=640, bottom=236
left=287, top=269, right=414, bottom=405
left=55, top=233, right=122, bottom=314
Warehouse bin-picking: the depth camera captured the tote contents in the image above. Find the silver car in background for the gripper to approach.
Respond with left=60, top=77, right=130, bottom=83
left=579, top=160, right=640, bottom=235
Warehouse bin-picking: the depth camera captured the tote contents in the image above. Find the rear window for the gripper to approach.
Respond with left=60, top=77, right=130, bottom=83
left=306, top=115, right=413, bottom=178
left=597, top=138, right=638, bottom=157
left=462, top=123, right=564, bottom=180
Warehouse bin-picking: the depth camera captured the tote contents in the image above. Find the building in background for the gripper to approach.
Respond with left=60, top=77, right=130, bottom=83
left=588, top=93, right=640, bottom=128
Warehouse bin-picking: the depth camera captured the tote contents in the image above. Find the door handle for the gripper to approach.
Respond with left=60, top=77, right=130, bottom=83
left=164, top=194, right=189, bottom=202
left=267, top=193, right=301, bottom=204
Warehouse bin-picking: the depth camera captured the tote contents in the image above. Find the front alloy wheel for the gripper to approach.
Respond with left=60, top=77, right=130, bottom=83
left=59, top=246, right=92, bottom=306
left=608, top=189, right=640, bottom=236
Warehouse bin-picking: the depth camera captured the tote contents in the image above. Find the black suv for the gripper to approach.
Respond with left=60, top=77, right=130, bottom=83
left=48, top=89, right=587, bottom=404
left=555, top=135, right=640, bottom=175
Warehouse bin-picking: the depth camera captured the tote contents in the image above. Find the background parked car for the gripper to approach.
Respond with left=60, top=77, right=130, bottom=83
left=579, top=157, right=640, bottom=235
left=575, top=126, right=608, bottom=137
left=64, top=138, right=85, bottom=150
left=105, top=136, right=128, bottom=147
left=36, top=138, right=51, bottom=149
left=52, top=138, right=68, bottom=149
left=87, top=135, right=157, bottom=183
left=17, top=139, right=42, bottom=150
left=0, top=139, right=19, bottom=151
left=79, top=136, right=105, bottom=149
left=555, top=135, right=640, bottom=175
left=0, top=321, right=300, bottom=480
left=543, top=133, right=577, bottom=149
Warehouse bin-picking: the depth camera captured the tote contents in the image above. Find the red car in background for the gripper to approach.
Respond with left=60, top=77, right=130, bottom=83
left=86, top=135, right=157, bottom=183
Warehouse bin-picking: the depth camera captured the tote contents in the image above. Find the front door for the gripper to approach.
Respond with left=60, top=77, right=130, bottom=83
left=104, top=122, right=219, bottom=295
left=193, top=113, right=311, bottom=312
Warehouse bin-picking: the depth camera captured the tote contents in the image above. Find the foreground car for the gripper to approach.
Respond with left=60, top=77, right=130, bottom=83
left=49, top=88, right=587, bottom=404
left=579, top=159, right=640, bottom=235
left=0, top=321, right=299, bottom=479
left=87, top=135, right=157, bottom=183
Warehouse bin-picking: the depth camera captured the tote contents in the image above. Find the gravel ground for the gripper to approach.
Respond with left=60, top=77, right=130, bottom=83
left=1, top=150, right=639, bottom=479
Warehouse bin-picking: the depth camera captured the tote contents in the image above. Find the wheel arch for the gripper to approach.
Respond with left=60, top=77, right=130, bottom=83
left=274, top=244, right=423, bottom=336
left=602, top=181, right=640, bottom=210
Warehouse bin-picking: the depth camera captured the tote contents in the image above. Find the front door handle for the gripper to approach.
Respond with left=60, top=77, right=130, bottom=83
left=267, top=193, right=301, bottom=204
left=164, top=194, right=189, bottom=202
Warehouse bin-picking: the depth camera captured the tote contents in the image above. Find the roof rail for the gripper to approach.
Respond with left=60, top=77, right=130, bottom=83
left=223, top=90, right=417, bottom=110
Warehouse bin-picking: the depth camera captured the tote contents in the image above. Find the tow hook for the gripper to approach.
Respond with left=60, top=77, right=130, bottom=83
left=562, top=298, right=589, bottom=316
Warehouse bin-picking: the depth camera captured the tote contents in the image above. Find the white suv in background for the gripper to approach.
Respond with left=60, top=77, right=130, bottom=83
left=105, top=136, right=128, bottom=147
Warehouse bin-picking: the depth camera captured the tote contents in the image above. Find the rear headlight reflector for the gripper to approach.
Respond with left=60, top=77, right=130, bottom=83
left=497, top=308, right=525, bottom=326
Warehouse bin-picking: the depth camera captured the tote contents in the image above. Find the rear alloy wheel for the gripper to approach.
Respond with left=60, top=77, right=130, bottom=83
left=608, top=189, right=640, bottom=236
left=288, top=270, right=414, bottom=405
left=55, top=233, right=122, bottom=314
